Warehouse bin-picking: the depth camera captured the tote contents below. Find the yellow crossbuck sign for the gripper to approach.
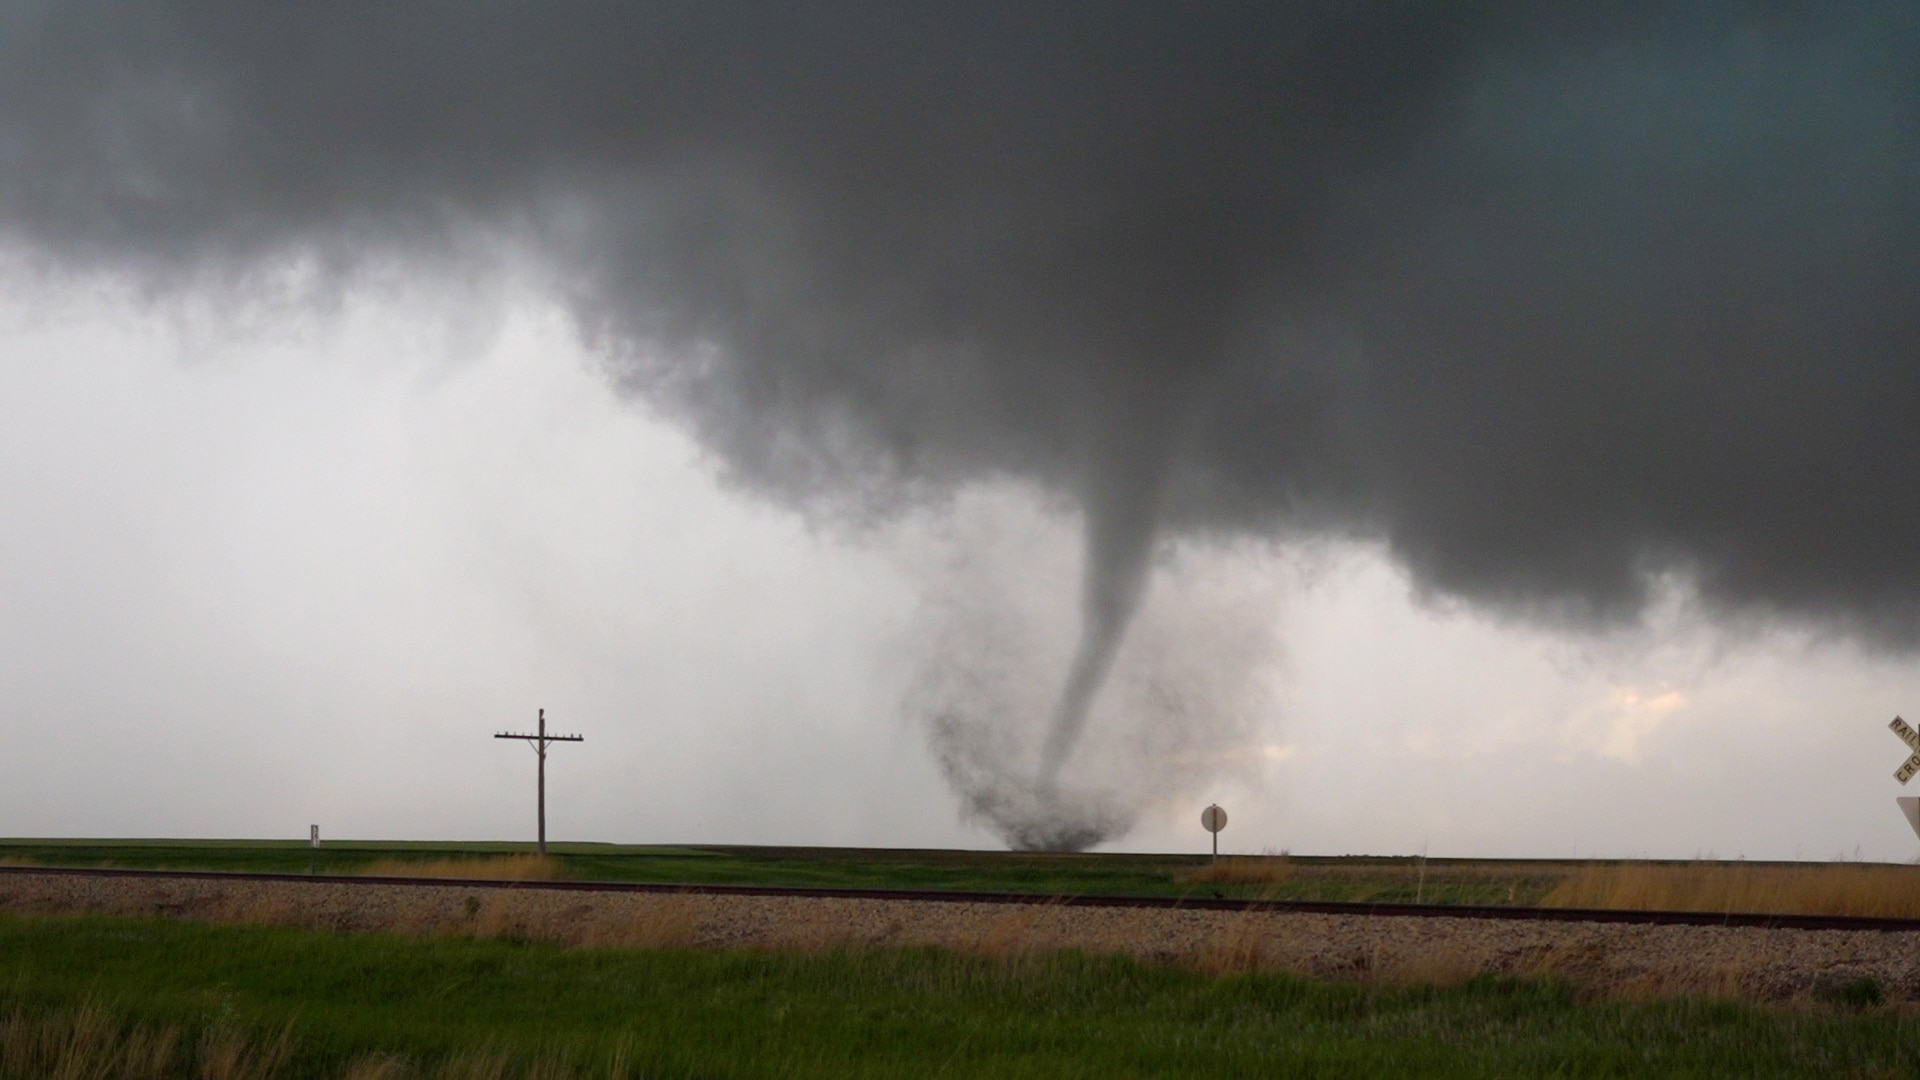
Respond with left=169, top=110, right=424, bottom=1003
left=1890, top=716, right=1920, bottom=783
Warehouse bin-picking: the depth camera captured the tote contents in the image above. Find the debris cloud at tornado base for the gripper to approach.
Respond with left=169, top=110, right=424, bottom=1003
left=900, top=489, right=1284, bottom=850
left=3, top=5, right=1919, bottom=845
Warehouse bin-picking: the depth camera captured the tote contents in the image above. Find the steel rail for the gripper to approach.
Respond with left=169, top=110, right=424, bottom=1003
left=5, top=863, right=1920, bottom=933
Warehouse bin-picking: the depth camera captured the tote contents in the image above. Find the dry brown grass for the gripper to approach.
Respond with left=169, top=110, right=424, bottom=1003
left=1612, top=957, right=1758, bottom=1003
left=1, top=1000, right=177, bottom=1079
left=571, top=896, right=697, bottom=950
left=339, top=1056, right=412, bottom=1080
left=752, top=901, right=872, bottom=954
left=1541, top=861, right=1920, bottom=918
left=199, top=1021, right=296, bottom=1080
left=358, top=855, right=568, bottom=882
left=964, top=898, right=1072, bottom=959
left=207, top=890, right=311, bottom=930
left=1178, top=918, right=1759, bottom=999
left=421, top=1046, right=519, bottom=1080
left=0, top=999, right=296, bottom=1080
left=1186, top=914, right=1278, bottom=976
left=1173, top=855, right=1295, bottom=887
left=1369, top=939, right=1499, bottom=989
left=1508, top=929, right=1761, bottom=1002
left=0, top=995, right=628, bottom=1079
left=1180, top=914, right=1494, bottom=988
left=447, top=893, right=697, bottom=952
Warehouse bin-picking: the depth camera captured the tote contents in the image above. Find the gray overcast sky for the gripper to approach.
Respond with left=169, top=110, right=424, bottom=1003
left=2, top=268, right=1915, bottom=860
left=2, top=4, right=1918, bottom=858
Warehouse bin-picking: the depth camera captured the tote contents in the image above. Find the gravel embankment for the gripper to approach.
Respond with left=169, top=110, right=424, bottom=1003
left=2, top=870, right=1915, bottom=1001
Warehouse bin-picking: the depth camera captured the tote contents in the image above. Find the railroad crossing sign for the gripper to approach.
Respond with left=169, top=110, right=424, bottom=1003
left=1890, top=716, right=1920, bottom=783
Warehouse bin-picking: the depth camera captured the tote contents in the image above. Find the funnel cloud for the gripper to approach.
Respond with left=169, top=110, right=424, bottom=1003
left=3, top=4, right=1918, bottom=845
left=902, top=491, right=1284, bottom=850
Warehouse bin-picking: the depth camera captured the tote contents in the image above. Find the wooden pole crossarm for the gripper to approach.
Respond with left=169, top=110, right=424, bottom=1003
left=493, top=709, right=583, bottom=856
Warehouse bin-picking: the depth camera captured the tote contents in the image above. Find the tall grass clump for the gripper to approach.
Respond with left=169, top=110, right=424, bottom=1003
left=0, top=996, right=297, bottom=1080
left=1542, top=861, right=1920, bottom=918
left=0, top=998, right=173, bottom=1079
left=0, top=993, right=611, bottom=1078
left=358, top=855, right=567, bottom=882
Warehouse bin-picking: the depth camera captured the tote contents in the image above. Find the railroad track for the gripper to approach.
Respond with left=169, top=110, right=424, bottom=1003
left=5, top=863, right=1917, bottom=933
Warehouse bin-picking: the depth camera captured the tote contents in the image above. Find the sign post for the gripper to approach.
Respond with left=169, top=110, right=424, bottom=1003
left=1887, top=718, right=1920, bottom=840
left=1201, top=803, right=1227, bottom=864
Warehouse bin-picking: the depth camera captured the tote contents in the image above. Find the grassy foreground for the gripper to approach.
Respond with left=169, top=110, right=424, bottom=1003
left=1, top=913, right=1917, bottom=1079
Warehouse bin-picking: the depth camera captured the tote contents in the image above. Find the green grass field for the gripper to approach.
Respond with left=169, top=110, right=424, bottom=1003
left=11, top=840, right=1920, bottom=919
left=2, top=912, right=1914, bottom=1079
left=0, top=840, right=1574, bottom=905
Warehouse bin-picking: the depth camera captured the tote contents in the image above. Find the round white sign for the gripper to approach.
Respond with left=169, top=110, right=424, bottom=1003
left=1201, top=804, right=1227, bottom=833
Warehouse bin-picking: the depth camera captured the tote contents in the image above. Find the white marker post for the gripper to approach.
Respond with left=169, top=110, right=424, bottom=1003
left=1201, top=803, right=1227, bottom=864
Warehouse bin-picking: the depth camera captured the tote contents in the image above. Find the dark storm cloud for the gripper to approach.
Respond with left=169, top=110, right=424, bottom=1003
left=4, top=3, right=1918, bottom=820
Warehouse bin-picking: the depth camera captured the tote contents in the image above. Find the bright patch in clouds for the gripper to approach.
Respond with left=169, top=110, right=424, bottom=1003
left=1566, top=687, right=1689, bottom=764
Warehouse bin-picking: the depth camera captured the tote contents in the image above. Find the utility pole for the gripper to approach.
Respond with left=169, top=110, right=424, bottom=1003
left=494, top=708, right=584, bottom=856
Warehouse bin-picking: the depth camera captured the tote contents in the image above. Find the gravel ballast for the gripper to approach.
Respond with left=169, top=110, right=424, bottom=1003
left=2, top=869, right=1915, bottom=1002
